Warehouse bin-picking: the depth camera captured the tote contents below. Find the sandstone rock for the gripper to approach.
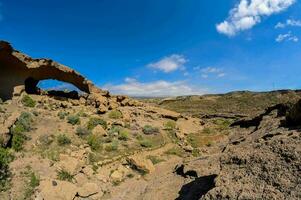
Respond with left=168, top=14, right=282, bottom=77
left=183, top=145, right=194, bottom=152
left=127, top=156, right=155, bottom=174
left=82, top=166, right=94, bottom=177
left=175, top=131, right=185, bottom=140
left=57, top=154, right=81, bottom=175
left=13, top=85, right=25, bottom=97
left=92, top=125, right=108, bottom=137
left=177, top=118, right=201, bottom=135
left=39, top=179, right=78, bottom=200
left=0, top=41, right=105, bottom=100
left=110, top=170, right=124, bottom=182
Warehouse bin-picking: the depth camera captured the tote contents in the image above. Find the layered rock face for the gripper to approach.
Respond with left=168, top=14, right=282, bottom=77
left=0, top=41, right=102, bottom=100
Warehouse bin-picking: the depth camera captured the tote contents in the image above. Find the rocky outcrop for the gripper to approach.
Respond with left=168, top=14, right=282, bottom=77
left=0, top=41, right=104, bottom=100
left=201, top=104, right=301, bottom=200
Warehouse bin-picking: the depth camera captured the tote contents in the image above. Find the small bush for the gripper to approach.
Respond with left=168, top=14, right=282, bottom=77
left=67, top=115, right=80, bottom=125
left=11, top=112, right=33, bottom=134
left=0, top=148, right=13, bottom=191
left=76, top=126, right=91, bottom=138
left=143, top=125, right=159, bottom=135
left=87, top=117, right=107, bottom=130
left=12, top=133, right=26, bottom=151
left=21, top=95, right=36, bottom=108
left=57, top=134, right=71, bottom=146
left=105, top=140, right=118, bottom=152
left=164, top=120, right=176, bottom=130
left=57, top=170, right=74, bottom=182
left=108, top=125, right=121, bottom=136
left=139, top=139, right=153, bottom=148
left=57, top=111, right=68, bottom=120
left=87, top=135, right=102, bottom=151
left=108, top=110, right=122, bottom=119
left=118, top=129, right=129, bottom=141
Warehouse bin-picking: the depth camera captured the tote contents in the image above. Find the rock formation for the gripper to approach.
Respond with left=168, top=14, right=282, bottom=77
left=0, top=41, right=103, bottom=100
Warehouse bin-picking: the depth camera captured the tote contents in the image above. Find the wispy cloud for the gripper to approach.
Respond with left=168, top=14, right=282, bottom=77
left=276, top=31, right=299, bottom=42
left=148, top=54, right=187, bottom=73
left=217, top=0, right=296, bottom=36
left=194, top=67, right=226, bottom=79
left=103, top=78, right=206, bottom=97
left=275, top=19, right=301, bottom=28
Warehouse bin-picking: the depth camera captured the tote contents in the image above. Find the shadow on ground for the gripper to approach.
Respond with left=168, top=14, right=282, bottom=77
left=175, top=174, right=217, bottom=200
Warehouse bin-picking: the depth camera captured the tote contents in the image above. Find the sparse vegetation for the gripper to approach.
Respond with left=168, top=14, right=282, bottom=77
left=0, top=148, right=13, bottom=191
left=57, top=111, right=68, bottom=120
left=57, top=134, right=71, bottom=146
left=23, top=169, right=40, bottom=199
left=147, top=155, right=164, bottom=164
left=76, top=126, right=91, bottom=138
left=57, top=169, right=74, bottom=182
left=139, top=138, right=153, bottom=148
left=87, top=117, right=107, bottom=130
left=164, top=120, right=176, bottom=130
left=67, top=115, right=80, bottom=125
left=87, top=134, right=102, bottom=151
left=143, top=125, right=159, bottom=135
left=118, top=129, right=129, bottom=141
left=21, top=95, right=36, bottom=108
left=108, top=110, right=122, bottom=119
left=164, top=147, right=184, bottom=157
left=11, top=112, right=33, bottom=151
left=105, top=140, right=119, bottom=151
left=38, top=135, right=55, bottom=146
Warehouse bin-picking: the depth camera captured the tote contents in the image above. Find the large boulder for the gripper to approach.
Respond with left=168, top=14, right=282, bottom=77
left=127, top=155, right=155, bottom=174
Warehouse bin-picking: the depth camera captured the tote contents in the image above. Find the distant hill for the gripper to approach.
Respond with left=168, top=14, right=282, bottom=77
left=140, top=90, right=301, bottom=118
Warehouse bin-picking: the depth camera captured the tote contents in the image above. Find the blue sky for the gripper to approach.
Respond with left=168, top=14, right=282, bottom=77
left=1, top=0, right=301, bottom=96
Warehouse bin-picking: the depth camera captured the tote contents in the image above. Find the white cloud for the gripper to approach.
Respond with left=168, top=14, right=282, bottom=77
left=103, top=78, right=206, bottom=97
left=275, top=19, right=301, bottom=28
left=199, top=67, right=226, bottom=79
left=148, top=54, right=187, bottom=73
left=276, top=31, right=299, bottom=42
left=217, top=0, right=296, bottom=36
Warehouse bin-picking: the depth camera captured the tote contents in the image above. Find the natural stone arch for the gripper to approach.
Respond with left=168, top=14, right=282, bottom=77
left=0, top=41, right=103, bottom=100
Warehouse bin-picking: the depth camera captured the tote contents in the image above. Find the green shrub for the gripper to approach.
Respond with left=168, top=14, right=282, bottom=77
left=76, top=126, right=91, bottom=138
left=87, top=117, right=107, bottom=130
left=105, top=140, right=118, bottom=152
left=87, top=135, right=102, bottom=151
left=21, top=95, right=36, bottom=107
left=0, top=148, right=13, bottom=191
left=11, top=112, right=33, bottom=134
left=164, top=120, right=176, bottom=130
left=57, top=111, right=68, bottom=120
left=108, top=110, right=122, bottom=119
left=139, top=139, right=153, bottom=148
left=67, top=115, right=80, bottom=125
left=143, top=125, right=159, bottom=135
left=10, top=112, right=33, bottom=151
left=57, top=134, right=71, bottom=146
left=108, top=125, right=121, bottom=136
left=57, top=170, right=74, bottom=182
left=12, top=133, right=26, bottom=151
left=118, top=129, right=129, bottom=141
